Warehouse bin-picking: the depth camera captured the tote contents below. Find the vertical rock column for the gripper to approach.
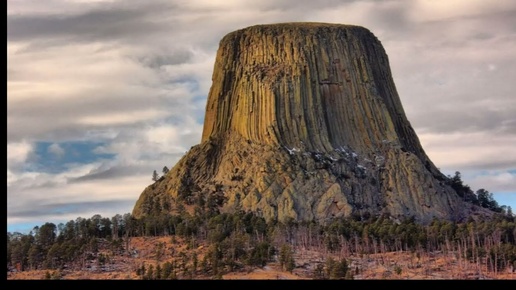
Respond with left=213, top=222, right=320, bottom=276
left=201, top=23, right=426, bottom=161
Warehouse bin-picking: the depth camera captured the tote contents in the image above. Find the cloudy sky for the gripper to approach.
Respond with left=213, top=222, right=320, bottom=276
left=7, top=0, right=516, bottom=233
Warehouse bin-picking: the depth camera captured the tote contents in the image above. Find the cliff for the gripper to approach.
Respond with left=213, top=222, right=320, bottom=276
left=133, top=22, right=486, bottom=224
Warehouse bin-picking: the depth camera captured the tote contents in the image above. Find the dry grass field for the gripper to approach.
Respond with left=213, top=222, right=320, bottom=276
left=7, top=236, right=516, bottom=280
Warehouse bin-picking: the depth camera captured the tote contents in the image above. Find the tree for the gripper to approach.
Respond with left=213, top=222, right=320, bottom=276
left=61, top=220, right=76, bottom=242
left=155, top=242, right=165, bottom=262
left=152, top=170, right=159, bottom=182
left=28, top=244, right=44, bottom=270
left=162, top=261, right=173, bottom=279
left=325, top=257, right=336, bottom=279
left=99, top=217, right=112, bottom=239
left=476, top=188, right=500, bottom=211
left=89, top=214, right=102, bottom=237
left=111, top=214, right=122, bottom=240
left=136, top=263, right=145, bottom=277
left=10, top=234, right=34, bottom=271
left=313, top=263, right=325, bottom=279
left=279, top=244, right=295, bottom=272
left=477, top=188, right=490, bottom=208
left=155, top=264, right=162, bottom=280
left=145, top=264, right=154, bottom=280
left=45, top=243, right=62, bottom=269
left=449, top=171, right=476, bottom=203
left=192, top=252, right=198, bottom=273
left=162, top=166, right=170, bottom=175
left=326, top=257, right=350, bottom=279
left=207, top=243, right=222, bottom=275
left=247, top=241, right=273, bottom=267
left=332, top=258, right=350, bottom=279
left=38, top=223, right=57, bottom=249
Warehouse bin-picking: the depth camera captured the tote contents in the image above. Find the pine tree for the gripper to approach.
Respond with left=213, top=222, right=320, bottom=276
left=152, top=170, right=159, bottom=182
left=330, top=258, right=348, bottom=279
left=145, top=264, right=154, bottom=280
left=155, top=264, right=162, bottom=280
left=325, top=257, right=336, bottom=279
left=279, top=244, right=295, bottom=272
left=313, top=263, right=325, bottom=279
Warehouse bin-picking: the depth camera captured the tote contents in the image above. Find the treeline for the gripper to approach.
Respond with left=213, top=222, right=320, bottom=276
left=448, top=171, right=511, bottom=214
left=7, top=214, right=131, bottom=272
left=7, top=204, right=516, bottom=279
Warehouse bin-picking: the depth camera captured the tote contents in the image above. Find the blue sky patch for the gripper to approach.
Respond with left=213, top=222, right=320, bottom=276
left=27, top=141, right=116, bottom=174
left=7, top=199, right=135, bottom=234
left=493, top=192, right=516, bottom=210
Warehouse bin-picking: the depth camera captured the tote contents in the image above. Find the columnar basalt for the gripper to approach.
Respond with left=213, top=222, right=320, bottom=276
left=133, top=23, right=484, bottom=224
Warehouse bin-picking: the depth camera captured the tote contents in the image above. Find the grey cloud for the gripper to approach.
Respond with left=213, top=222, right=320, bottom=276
left=438, top=157, right=516, bottom=172
left=135, top=50, right=194, bottom=69
left=391, top=38, right=516, bottom=136
left=500, top=120, right=516, bottom=135
left=7, top=68, right=20, bottom=81
left=8, top=199, right=136, bottom=219
left=409, top=86, right=515, bottom=135
left=7, top=83, right=194, bottom=142
left=255, top=0, right=382, bottom=12
left=67, top=153, right=186, bottom=183
left=459, top=159, right=516, bottom=171
left=404, top=9, right=516, bottom=45
left=472, top=32, right=495, bottom=41
left=67, top=166, right=143, bottom=183
left=366, top=1, right=410, bottom=31
left=419, top=6, right=516, bottom=26
left=8, top=179, right=61, bottom=191
left=410, top=103, right=516, bottom=135
left=7, top=1, right=179, bottom=45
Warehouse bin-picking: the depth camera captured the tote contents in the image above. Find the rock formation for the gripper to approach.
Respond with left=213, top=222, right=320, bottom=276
left=133, top=22, right=482, bottom=224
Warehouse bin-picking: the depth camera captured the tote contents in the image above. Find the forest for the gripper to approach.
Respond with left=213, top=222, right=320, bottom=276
left=7, top=202, right=516, bottom=279
left=7, top=172, right=516, bottom=279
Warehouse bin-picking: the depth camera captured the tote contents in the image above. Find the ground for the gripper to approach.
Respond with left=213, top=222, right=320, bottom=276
left=7, top=236, right=516, bottom=280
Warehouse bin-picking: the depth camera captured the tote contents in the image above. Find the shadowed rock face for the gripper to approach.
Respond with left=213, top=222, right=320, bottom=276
left=133, top=23, right=482, bottom=224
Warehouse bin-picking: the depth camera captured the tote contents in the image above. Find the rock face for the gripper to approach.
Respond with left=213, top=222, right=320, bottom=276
left=133, top=23, right=476, bottom=224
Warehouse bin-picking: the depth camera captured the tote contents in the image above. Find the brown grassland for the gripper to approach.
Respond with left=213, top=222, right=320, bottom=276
left=7, top=236, right=516, bottom=280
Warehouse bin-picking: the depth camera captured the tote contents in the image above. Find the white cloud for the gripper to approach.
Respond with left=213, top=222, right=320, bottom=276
left=8, top=43, right=158, bottom=97
left=181, top=0, right=248, bottom=10
left=419, top=132, right=516, bottom=171
left=462, top=170, right=516, bottom=195
left=7, top=141, right=33, bottom=165
left=145, top=120, right=203, bottom=152
left=409, top=0, right=516, bottom=22
left=77, top=109, right=168, bottom=126
left=48, top=143, right=65, bottom=158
